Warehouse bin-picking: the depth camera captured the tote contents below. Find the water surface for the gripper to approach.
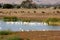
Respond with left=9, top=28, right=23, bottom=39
left=0, top=21, right=60, bottom=31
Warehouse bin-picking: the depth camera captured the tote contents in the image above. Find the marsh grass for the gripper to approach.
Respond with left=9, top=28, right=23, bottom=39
left=3, top=17, right=43, bottom=22
left=46, top=18, right=60, bottom=26
left=46, top=18, right=60, bottom=22
left=3, top=17, right=19, bottom=22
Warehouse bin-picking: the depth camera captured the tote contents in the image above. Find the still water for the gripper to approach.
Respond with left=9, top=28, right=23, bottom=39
left=0, top=21, right=60, bottom=31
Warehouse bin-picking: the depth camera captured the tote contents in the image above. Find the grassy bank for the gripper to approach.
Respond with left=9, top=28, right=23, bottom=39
left=0, top=31, right=60, bottom=40
left=0, top=31, right=30, bottom=40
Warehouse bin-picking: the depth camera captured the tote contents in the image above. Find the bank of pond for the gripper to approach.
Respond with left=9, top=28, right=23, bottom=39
left=0, top=31, right=30, bottom=40
left=2, top=17, right=60, bottom=26
left=0, top=17, right=60, bottom=31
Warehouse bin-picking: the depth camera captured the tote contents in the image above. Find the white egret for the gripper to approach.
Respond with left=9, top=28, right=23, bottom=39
left=0, top=27, right=2, bottom=30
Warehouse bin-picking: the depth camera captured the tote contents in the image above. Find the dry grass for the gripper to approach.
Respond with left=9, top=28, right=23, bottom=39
left=0, top=8, right=60, bottom=18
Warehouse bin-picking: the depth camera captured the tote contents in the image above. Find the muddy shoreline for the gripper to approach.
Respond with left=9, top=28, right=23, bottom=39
left=0, top=31, right=60, bottom=40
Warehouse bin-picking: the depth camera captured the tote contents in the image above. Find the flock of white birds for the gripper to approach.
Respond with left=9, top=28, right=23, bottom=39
left=0, top=22, right=48, bottom=31
left=6, top=22, right=48, bottom=26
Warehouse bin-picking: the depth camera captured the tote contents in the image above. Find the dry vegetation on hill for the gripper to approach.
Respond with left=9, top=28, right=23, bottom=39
left=0, top=8, right=60, bottom=18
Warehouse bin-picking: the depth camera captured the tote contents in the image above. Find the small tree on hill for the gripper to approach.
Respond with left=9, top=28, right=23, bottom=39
left=0, top=4, right=2, bottom=8
left=3, top=4, right=14, bottom=9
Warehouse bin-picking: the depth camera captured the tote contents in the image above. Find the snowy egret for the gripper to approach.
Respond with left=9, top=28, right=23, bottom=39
left=0, top=27, right=2, bottom=30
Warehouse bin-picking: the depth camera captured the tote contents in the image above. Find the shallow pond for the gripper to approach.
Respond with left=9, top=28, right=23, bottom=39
left=0, top=21, right=60, bottom=31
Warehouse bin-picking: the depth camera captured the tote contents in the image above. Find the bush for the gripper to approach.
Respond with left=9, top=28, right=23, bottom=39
left=16, top=5, right=21, bottom=8
left=53, top=7, right=57, bottom=9
left=42, top=11, right=45, bottom=13
left=0, top=31, right=11, bottom=35
left=3, top=4, right=14, bottom=9
left=56, top=11, right=60, bottom=13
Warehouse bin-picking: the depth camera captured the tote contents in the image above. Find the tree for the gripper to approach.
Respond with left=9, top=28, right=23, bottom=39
left=0, top=4, right=2, bottom=8
left=3, top=4, right=14, bottom=9
left=16, top=5, right=21, bottom=8
left=20, top=1, right=26, bottom=8
left=20, top=0, right=37, bottom=9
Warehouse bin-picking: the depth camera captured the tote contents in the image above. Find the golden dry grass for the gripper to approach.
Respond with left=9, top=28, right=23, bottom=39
left=0, top=8, right=60, bottom=19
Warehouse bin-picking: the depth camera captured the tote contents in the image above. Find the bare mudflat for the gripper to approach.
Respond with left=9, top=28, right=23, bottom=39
left=16, top=31, right=60, bottom=40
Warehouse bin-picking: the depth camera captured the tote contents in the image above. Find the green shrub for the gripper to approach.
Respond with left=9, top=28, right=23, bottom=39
left=0, top=31, right=11, bottom=35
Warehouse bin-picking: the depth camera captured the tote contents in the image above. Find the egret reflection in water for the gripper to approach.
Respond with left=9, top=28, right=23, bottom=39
left=6, top=22, right=48, bottom=26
